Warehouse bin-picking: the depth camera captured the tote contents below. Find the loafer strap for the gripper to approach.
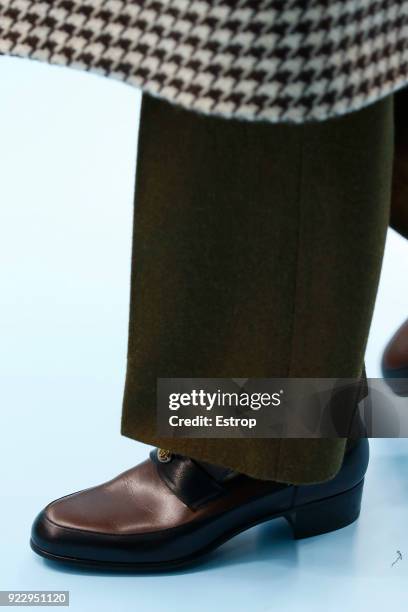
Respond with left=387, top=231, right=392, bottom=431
left=150, top=449, right=227, bottom=510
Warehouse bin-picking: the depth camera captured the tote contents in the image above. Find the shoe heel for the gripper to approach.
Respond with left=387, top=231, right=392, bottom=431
left=286, top=479, right=364, bottom=539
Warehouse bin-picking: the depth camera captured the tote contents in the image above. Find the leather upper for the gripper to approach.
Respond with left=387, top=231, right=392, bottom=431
left=383, top=319, right=408, bottom=371
left=45, top=459, right=195, bottom=535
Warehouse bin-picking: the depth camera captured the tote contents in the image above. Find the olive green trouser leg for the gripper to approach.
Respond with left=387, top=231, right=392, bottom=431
left=121, top=94, right=394, bottom=484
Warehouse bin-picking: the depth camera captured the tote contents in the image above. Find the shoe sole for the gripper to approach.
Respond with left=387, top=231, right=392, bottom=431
left=30, top=479, right=364, bottom=572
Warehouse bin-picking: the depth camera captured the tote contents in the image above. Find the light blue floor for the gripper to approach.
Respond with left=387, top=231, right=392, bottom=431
left=0, top=57, right=408, bottom=612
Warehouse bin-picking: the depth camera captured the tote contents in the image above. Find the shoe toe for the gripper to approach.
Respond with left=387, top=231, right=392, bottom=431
left=30, top=506, right=75, bottom=560
left=30, top=491, right=107, bottom=562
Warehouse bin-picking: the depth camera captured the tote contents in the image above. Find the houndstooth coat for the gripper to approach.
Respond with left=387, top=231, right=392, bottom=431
left=0, top=0, right=407, bottom=123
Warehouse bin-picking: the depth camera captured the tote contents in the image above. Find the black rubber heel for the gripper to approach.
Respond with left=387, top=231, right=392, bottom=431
left=286, top=479, right=364, bottom=540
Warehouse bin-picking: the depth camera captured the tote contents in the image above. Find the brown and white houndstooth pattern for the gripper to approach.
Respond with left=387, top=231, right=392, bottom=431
left=1, top=0, right=408, bottom=122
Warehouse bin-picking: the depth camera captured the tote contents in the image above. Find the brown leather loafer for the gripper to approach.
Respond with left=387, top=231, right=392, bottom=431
left=31, top=440, right=369, bottom=571
left=382, top=318, right=408, bottom=396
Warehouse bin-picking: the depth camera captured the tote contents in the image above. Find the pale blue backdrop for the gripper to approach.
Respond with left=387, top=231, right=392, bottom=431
left=0, top=56, right=407, bottom=612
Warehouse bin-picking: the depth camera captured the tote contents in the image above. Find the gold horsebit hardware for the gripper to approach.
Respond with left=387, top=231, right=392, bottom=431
left=157, top=448, right=172, bottom=463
